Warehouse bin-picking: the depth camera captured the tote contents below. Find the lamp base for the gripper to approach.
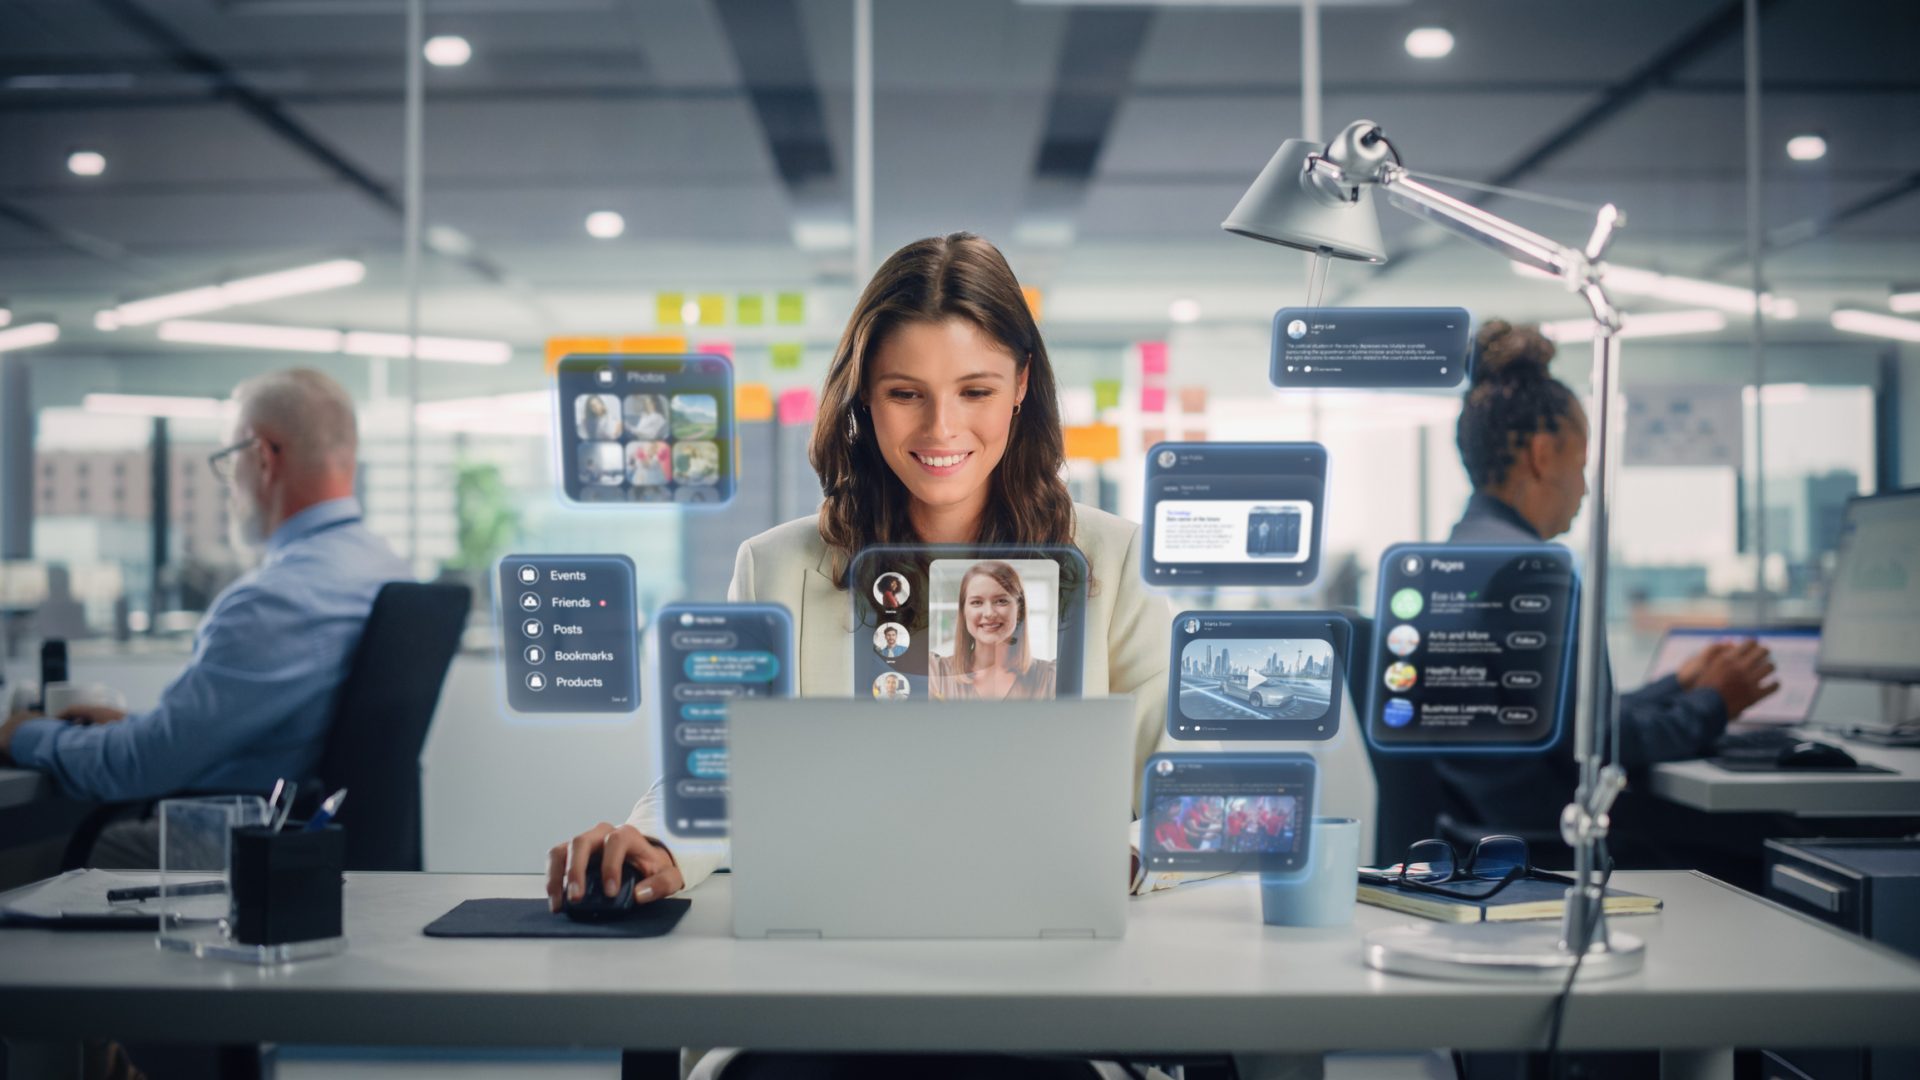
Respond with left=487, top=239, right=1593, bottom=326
left=1363, top=922, right=1644, bottom=983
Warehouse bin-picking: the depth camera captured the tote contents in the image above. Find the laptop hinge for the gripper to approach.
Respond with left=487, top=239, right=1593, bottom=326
left=764, top=929, right=823, bottom=940
left=1039, top=928, right=1096, bottom=939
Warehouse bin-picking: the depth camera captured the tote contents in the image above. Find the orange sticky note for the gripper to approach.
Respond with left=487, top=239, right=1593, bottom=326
left=1022, top=285, right=1043, bottom=322
left=617, top=336, right=688, bottom=355
left=1178, top=385, right=1208, bottom=413
left=545, top=336, right=613, bottom=373
left=1061, top=424, right=1120, bottom=461
left=736, top=382, right=773, bottom=422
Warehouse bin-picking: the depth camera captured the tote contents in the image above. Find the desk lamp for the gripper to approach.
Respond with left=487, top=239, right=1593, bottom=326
left=1226, top=119, right=1641, bottom=982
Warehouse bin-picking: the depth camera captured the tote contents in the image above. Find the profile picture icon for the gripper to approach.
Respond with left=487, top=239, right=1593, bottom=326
left=873, top=572, right=910, bottom=609
left=1386, top=623, right=1420, bottom=657
left=1383, top=662, right=1418, bottom=693
left=1183, top=618, right=1200, bottom=636
left=1383, top=698, right=1414, bottom=728
left=872, top=672, right=911, bottom=701
left=1155, top=449, right=1177, bottom=470
left=1153, top=758, right=1176, bottom=778
left=873, top=622, right=910, bottom=659
left=1390, top=588, right=1424, bottom=620
left=1286, top=319, right=1308, bottom=341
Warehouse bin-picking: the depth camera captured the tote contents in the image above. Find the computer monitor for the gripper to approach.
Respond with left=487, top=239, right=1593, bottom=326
left=1816, top=489, right=1920, bottom=685
left=1646, top=627, right=1822, bottom=726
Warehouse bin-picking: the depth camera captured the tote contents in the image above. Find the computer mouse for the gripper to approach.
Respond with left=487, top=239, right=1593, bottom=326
left=562, top=852, right=642, bottom=920
left=1778, top=740, right=1857, bottom=769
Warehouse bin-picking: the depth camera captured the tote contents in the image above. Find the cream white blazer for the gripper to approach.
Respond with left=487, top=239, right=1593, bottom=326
left=629, top=503, right=1176, bottom=893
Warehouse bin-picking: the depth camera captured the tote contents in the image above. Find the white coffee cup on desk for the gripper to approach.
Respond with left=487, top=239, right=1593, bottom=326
left=39, top=681, right=126, bottom=721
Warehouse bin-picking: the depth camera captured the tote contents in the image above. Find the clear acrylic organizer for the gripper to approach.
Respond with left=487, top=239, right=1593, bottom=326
left=155, top=794, right=346, bottom=964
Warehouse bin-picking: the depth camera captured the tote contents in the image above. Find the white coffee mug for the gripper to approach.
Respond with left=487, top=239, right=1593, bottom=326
left=41, top=680, right=79, bottom=719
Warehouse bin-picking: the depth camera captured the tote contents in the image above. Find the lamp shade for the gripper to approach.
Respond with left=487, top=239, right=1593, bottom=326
left=1222, top=139, right=1388, bottom=263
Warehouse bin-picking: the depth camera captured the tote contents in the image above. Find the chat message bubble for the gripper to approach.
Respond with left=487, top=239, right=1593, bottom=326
left=683, top=650, right=781, bottom=682
left=671, top=630, right=737, bottom=650
left=686, top=747, right=728, bottom=779
left=674, top=722, right=727, bottom=747
left=675, top=779, right=728, bottom=799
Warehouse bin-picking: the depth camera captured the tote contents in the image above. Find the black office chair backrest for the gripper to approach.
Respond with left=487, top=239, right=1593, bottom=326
left=1340, top=609, right=1449, bottom=862
left=314, top=581, right=470, bottom=871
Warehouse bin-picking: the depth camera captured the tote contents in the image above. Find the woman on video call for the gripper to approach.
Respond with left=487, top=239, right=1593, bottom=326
left=548, top=232, right=1173, bottom=914
left=928, top=560, right=1056, bottom=701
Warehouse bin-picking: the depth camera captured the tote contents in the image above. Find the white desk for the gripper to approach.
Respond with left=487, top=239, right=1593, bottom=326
left=2, top=871, right=1918, bottom=1079
left=0, top=767, right=54, bottom=812
left=1649, top=734, right=1920, bottom=816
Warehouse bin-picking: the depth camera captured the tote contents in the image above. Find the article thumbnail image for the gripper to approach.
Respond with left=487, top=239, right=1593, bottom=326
left=924, top=558, right=1061, bottom=702
left=1245, top=506, right=1303, bottom=558
left=1177, top=638, right=1334, bottom=721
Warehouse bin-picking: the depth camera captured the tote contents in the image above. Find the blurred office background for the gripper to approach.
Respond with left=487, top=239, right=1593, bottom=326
left=1, top=0, right=1916, bottom=871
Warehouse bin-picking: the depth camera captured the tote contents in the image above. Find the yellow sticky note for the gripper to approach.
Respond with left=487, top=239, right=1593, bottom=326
left=775, top=292, right=805, bottom=325
left=697, top=294, right=726, bottom=326
left=656, top=293, right=686, bottom=326
left=738, top=294, right=766, bottom=326
left=737, top=383, right=774, bottom=422
left=545, top=337, right=613, bottom=374
left=771, top=342, right=804, bottom=370
left=617, top=336, right=687, bottom=355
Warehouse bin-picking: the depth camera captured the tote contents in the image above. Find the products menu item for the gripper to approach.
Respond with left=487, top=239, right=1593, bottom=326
left=1366, top=544, right=1578, bottom=751
left=1143, top=442, right=1327, bottom=587
left=1167, top=611, right=1349, bottom=742
left=848, top=545, right=1088, bottom=703
left=1140, top=753, right=1317, bottom=876
left=657, top=603, right=794, bottom=839
left=554, top=354, right=734, bottom=506
left=498, top=555, right=640, bottom=714
left=1270, top=307, right=1471, bottom=390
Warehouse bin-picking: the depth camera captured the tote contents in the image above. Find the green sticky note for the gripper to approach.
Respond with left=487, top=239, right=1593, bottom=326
left=1093, top=379, right=1122, bottom=411
left=771, top=342, right=804, bottom=370
left=656, top=292, right=685, bottom=327
left=737, top=294, right=765, bottom=327
left=775, top=292, right=805, bottom=325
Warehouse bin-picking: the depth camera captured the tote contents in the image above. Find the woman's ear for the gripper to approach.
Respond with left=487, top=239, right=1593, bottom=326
left=1015, top=364, right=1030, bottom=407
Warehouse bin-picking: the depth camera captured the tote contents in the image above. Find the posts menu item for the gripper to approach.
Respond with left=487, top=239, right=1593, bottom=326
left=1142, top=442, right=1328, bottom=587
left=1366, top=544, right=1578, bottom=751
left=1140, top=753, right=1317, bottom=876
left=657, top=603, right=794, bottom=839
left=498, top=555, right=640, bottom=715
left=1167, top=611, right=1350, bottom=742
left=554, top=354, right=734, bottom=506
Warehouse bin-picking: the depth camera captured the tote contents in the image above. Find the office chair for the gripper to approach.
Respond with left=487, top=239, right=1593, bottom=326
left=61, top=581, right=470, bottom=873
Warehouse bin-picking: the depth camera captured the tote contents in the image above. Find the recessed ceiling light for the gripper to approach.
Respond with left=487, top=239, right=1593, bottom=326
left=585, top=211, right=626, bottom=240
left=424, top=35, right=472, bottom=68
left=67, top=150, right=107, bottom=177
left=1168, top=298, right=1201, bottom=324
left=1404, top=27, right=1454, bottom=60
left=1785, top=134, right=1827, bottom=162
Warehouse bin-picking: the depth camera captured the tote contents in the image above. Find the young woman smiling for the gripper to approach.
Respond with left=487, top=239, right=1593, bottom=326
left=549, top=232, right=1172, bottom=911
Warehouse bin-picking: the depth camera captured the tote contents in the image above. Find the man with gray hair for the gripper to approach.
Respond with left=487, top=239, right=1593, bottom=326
left=1, top=369, right=411, bottom=860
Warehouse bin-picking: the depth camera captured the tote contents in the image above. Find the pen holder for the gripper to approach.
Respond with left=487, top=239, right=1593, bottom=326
left=230, top=823, right=346, bottom=947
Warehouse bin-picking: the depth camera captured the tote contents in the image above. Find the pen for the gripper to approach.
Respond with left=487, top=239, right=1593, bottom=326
left=271, top=779, right=299, bottom=834
left=106, top=881, right=227, bottom=904
left=304, top=788, right=348, bottom=831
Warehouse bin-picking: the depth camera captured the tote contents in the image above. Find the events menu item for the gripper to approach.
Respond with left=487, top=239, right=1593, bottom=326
left=498, top=555, right=640, bottom=715
left=1366, top=544, right=1578, bottom=751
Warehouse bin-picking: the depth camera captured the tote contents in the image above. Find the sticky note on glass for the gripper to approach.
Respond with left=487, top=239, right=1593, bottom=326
left=1178, top=385, right=1208, bottom=413
left=1139, top=341, right=1168, bottom=375
left=617, top=336, right=686, bottom=355
left=737, top=383, right=774, bottom=422
left=1093, top=379, right=1121, bottom=411
left=738, top=294, right=766, bottom=326
left=771, top=342, right=804, bottom=370
left=776, top=292, right=806, bottom=325
left=1141, top=386, right=1167, bottom=413
left=656, top=293, right=686, bottom=327
left=1062, top=424, right=1120, bottom=461
left=696, top=340, right=733, bottom=360
left=1022, top=286, right=1043, bottom=322
left=697, top=294, right=726, bottom=326
left=546, top=337, right=613, bottom=374
left=777, top=388, right=817, bottom=425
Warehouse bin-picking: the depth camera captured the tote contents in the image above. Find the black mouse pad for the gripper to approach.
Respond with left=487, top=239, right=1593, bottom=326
left=1709, top=758, right=1894, bottom=774
left=423, top=898, right=691, bottom=938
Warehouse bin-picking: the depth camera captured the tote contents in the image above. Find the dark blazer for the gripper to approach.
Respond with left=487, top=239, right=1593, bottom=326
left=1434, top=493, right=1728, bottom=839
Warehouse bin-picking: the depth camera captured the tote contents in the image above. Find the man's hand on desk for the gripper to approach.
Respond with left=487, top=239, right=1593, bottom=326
left=547, top=822, right=684, bottom=912
left=1694, top=640, right=1781, bottom=720
left=58, top=704, right=128, bottom=726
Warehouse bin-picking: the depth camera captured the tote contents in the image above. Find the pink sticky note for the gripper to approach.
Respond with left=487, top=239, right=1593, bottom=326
left=777, top=388, right=818, bottom=426
left=1139, top=341, right=1168, bottom=375
left=1140, top=386, right=1167, bottom=413
left=695, top=340, right=733, bottom=359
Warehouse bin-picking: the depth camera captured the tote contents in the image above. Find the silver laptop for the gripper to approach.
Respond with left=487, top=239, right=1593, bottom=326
left=727, top=698, right=1133, bottom=939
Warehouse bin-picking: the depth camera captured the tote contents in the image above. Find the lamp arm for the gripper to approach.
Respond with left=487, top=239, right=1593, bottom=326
left=1376, top=167, right=1581, bottom=279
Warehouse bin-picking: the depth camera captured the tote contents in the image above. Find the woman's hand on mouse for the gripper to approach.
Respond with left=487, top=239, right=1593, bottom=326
left=546, top=822, right=684, bottom=912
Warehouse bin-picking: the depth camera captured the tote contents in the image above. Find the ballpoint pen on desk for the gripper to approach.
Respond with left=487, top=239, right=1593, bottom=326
left=304, top=788, right=348, bottom=832
left=107, top=880, right=227, bottom=904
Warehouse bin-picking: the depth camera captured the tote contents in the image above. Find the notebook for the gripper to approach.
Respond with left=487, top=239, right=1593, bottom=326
left=1356, top=872, right=1662, bottom=924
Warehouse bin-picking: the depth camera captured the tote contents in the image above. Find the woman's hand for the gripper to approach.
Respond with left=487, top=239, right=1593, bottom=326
left=545, top=822, right=685, bottom=912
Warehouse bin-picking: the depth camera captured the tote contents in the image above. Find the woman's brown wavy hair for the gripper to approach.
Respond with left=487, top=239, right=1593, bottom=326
left=810, top=232, right=1075, bottom=585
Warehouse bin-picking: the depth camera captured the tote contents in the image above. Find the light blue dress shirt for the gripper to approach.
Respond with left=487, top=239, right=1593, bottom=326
left=11, top=498, right=412, bottom=802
